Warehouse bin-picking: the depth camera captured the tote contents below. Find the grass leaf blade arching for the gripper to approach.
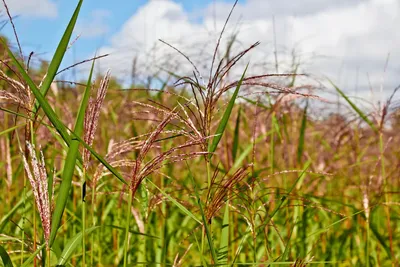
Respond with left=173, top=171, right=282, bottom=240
left=33, top=0, right=83, bottom=112
left=208, top=64, right=249, bottom=158
left=0, top=245, right=13, bottom=267
left=49, top=59, right=95, bottom=247
left=329, top=79, right=378, bottom=132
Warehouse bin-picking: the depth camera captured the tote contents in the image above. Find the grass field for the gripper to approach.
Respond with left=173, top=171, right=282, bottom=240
left=0, top=1, right=399, bottom=266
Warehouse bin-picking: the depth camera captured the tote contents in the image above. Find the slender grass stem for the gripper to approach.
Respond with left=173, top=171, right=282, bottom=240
left=123, top=189, right=133, bottom=267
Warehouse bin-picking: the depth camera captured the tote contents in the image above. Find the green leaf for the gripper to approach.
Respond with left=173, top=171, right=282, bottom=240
left=0, top=124, right=25, bottom=137
left=0, top=191, right=32, bottom=232
left=21, top=243, right=46, bottom=267
left=57, top=226, right=101, bottom=265
left=329, top=79, right=378, bottom=132
left=231, top=107, right=241, bottom=162
left=218, top=202, right=230, bottom=263
left=187, top=164, right=218, bottom=265
left=146, top=178, right=201, bottom=225
left=297, top=102, right=308, bottom=164
left=208, top=64, right=248, bottom=158
left=370, top=220, right=392, bottom=259
left=33, top=0, right=83, bottom=112
left=2, top=38, right=72, bottom=146
left=49, top=59, right=95, bottom=247
left=0, top=245, right=13, bottom=267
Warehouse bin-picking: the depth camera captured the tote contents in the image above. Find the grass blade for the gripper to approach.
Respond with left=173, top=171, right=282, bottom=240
left=146, top=178, right=201, bottom=225
left=0, top=124, right=25, bottom=136
left=297, top=102, right=307, bottom=164
left=208, top=64, right=248, bottom=158
left=34, top=0, right=83, bottom=112
left=57, top=226, right=101, bottom=266
left=187, top=164, right=219, bottom=265
left=49, top=60, right=94, bottom=247
left=0, top=245, right=13, bottom=267
left=329, top=79, right=378, bottom=132
left=218, top=201, right=230, bottom=263
left=1, top=38, right=72, bottom=146
left=232, top=107, right=241, bottom=162
left=21, top=243, right=46, bottom=267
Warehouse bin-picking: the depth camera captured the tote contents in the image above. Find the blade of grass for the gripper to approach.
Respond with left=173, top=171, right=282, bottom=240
left=1, top=38, right=72, bottom=146
left=0, top=245, right=13, bottom=267
left=57, top=226, right=101, bottom=266
left=329, top=79, right=377, bottom=132
left=187, top=163, right=218, bottom=265
left=33, top=0, right=83, bottom=112
left=21, top=243, right=46, bottom=267
left=208, top=64, right=248, bottom=158
left=297, top=102, right=308, bottom=164
left=218, top=201, right=230, bottom=263
left=49, top=60, right=94, bottom=247
left=0, top=104, right=127, bottom=186
left=0, top=123, right=25, bottom=136
left=146, top=178, right=201, bottom=225
left=232, top=107, right=241, bottom=163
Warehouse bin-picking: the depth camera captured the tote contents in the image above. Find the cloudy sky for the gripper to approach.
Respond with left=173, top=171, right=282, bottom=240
left=1, top=0, right=399, bottom=105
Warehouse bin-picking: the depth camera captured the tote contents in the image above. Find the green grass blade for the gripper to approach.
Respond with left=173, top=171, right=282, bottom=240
left=1, top=102, right=127, bottom=186
left=218, top=201, right=230, bottom=263
left=57, top=226, right=101, bottom=266
left=0, top=191, right=32, bottom=232
left=0, top=124, right=25, bottom=136
left=187, top=164, right=218, bottom=265
left=146, top=178, right=201, bottom=224
left=1, top=39, right=72, bottom=145
left=329, top=79, right=378, bottom=132
left=369, top=220, right=392, bottom=259
left=21, top=243, right=46, bottom=267
left=0, top=245, right=13, bottom=267
left=257, top=161, right=311, bottom=234
left=49, top=60, right=94, bottom=247
left=232, top=107, right=241, bottom=162
left=297, top=102, right=307, bottom=164
left=208, top=64, right=248, bottom=158
left=34, top=0, right=83, bottom=112
left=70, top=131, right=127, bottom=185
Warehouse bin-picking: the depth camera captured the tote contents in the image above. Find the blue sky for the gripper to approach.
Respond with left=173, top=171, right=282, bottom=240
left=1, top=0, right=399, bottom=103
left=2, top=0, right=234, bottom=70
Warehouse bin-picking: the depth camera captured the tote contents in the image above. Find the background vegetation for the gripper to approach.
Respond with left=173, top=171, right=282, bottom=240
left=0, top=1, right=399, bottom=266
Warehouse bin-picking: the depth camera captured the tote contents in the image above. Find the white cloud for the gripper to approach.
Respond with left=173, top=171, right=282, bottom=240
left=76, top=9, right=111, bottom=38
left=3, top=0, right=57, bottom=18
left=96, top=0, right=400, bottom=103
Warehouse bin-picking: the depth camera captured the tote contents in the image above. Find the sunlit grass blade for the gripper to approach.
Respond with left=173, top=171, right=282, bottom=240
left=0, top=191, right=32, bottom=231
left=187, top=164, right=218, bottom=265
left=21, top=243, right=46, bottom=267
left=49, top=60, right=94, bottom=247
left=0, top=124, right=25, bottom=136
left=57, top=226, right=101, bottom=266
left=146, top=178, right=201, bottom=224
left=297, top=102, right=307, bottom=164
left=208, top=64, right=248, bottom=158
left=329, top=79, right=378, bottom=132
left=1, top=103, right=127, bottom=186
left=218, top=202, right=230, bottom=263
left=34, top=0, right=83, bottom=112
left=232, top=107, right=241, bottom=163
left=0, top=245, right=13, bottom=267
left=1, top=38, right=72, bottom=145
left=370, top=220, right=392, bottom=259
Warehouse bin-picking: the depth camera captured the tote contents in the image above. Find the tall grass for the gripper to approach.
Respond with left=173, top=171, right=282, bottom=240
left=0, top=0, right=399, bottom=266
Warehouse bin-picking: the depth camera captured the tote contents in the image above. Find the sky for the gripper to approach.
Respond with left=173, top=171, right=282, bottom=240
left=1, top=0, right=399, bottom=106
